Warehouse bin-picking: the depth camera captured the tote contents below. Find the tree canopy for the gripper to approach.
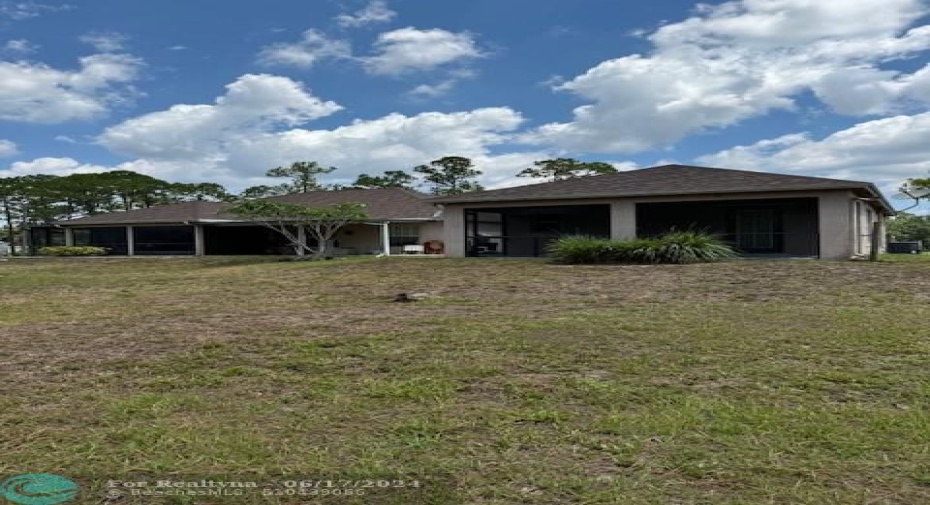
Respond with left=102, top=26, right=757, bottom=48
left=243, top=161, right=337, bottom=196
left=888, top=213, right=930, bottom=245
left=352, top=170, right=417, bottom=190
left=413, top=156, right=484, bottom=195
left=517, top=158, right=618, bottom=181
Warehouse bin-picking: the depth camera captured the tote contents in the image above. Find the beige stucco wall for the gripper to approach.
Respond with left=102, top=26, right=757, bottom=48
left=333, top=221, right=444, bottom=255
left=419, top=221, right=444, bottom=243
left=442, top=190, right=882, bottom=259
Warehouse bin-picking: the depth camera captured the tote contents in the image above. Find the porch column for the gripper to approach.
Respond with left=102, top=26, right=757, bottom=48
left=610, top=201, right=637, bottom=240
left=442, top=205, right=465, bottom=258
left=126, top=225, right=135, bottom=256
left=193, top=224, right=205, bottom=256
left=296, top=226, right=306, bottom=256
left=381, top=222, right=391, bottom=256
left=818, top=192, right=854, bottom=259
left=64, top=228, right=74, bottom=246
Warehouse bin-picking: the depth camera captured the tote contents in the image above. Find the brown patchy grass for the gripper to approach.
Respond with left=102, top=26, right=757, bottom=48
left=0, top=255, right=929, bottom=504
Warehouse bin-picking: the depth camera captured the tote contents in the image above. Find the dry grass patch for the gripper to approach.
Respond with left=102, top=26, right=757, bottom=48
left=0, top=255, right=928, bottom=504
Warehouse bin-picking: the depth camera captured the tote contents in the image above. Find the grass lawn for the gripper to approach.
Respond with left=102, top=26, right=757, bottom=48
left=1, top=255, right=929, bottom=504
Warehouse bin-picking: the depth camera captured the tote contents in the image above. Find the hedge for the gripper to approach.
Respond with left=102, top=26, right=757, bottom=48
left=38, top=246, right=109, bottom=257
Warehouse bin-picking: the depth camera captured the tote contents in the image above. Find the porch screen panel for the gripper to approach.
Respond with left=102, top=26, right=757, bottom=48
left=73, top=227, right=129, bottom=255
left=133, top=226, right=195, bottom=255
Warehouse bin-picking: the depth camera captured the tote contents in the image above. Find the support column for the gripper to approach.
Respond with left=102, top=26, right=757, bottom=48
left=296, top=226, right=306, bottom=256
left=64, top=228, right=74, bottom=246
left=441, top=205, right=465, bottom=258
left=381, top=222, right=391, bottom=256
left=126, top=225, right=135, bottom=256
left=193, top=224, right=205, bottom=256
left=818, top=192, right=854, bottom=259
left=610, top=200, right=637, bottom=240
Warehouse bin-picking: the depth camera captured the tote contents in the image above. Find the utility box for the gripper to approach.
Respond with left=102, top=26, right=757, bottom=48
left=887, top=241, right=924, bottom=254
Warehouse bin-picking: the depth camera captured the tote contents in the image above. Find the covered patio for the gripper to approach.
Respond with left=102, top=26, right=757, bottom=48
left=636, top=197, right=820, bottom=257
left=464, top=204, right=610, bottom=257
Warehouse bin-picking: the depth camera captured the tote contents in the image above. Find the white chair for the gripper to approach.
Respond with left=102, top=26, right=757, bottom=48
left=403, top=244, right=425, bottom=255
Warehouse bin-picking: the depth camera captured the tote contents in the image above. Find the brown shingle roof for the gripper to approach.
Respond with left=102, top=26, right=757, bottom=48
left=267, top=188, right=439, bottom=220
left=430, top=164, right=886, bottom=204
left=57, top=188, right=439, bottom=226
left=56, top=201, right=226, bottom=225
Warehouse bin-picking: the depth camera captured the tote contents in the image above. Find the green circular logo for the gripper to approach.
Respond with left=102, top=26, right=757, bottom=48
left=0, top=474, right=78, bottom=505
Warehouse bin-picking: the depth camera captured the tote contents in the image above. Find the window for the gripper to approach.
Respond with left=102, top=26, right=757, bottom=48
left=389, top=224, right=419, bottom=246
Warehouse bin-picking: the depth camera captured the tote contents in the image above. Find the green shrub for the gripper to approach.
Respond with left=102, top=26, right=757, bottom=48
left=548, top=232, right=736, bottom=265
left=38, top=246, right=108, bottom=257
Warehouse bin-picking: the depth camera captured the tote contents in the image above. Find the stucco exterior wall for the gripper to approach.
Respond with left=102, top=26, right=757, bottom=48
left=333, top=224, right=382, bottom=254
left=817, top=192, right=854, bottom=259
left=419, top=221, right=444, bottom=243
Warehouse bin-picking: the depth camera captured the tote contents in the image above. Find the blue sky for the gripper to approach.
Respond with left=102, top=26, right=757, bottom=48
left=0, top=0, right=929, bottom=209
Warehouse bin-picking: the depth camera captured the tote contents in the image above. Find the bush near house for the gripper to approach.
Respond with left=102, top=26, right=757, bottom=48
left=549, top=231, right=737, bottom=264
left=38, top=246, right=108, bottom=256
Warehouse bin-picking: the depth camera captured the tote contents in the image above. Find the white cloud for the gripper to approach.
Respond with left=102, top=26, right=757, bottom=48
left=336, top=0, right=396, bottom=28
left=0, top=139, right=17, bottom=157
left=232, top=107, right=525, bottom=181
left=98, top=73, right=342, bottom=159
left=79, top=31, right=128, bottom=53
left=408, top=80, right=457, bottom=98
left=0, top=53, right=143, bottom=123
left=0, top=1, right=70, bottom=21
left=256, top=29, right=351, bottom=68
left=2, top=157, right=112, bottom=176
left=362, top=27, right=482, bottom=75
left=408, top=69, right=476, bottom=98
left=86, top=73, right=542, bottom=190
left=695, top=112, right=930, bottom=193
left=527, top=0, right=930, bottom=153
left=3, top=38, right=37, bottom=54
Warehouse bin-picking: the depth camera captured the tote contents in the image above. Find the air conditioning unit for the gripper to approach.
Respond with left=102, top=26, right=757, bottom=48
left=887, top=241, right=923, bottom=254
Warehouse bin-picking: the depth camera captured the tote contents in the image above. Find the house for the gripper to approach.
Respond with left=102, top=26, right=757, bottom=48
left=430, top=164, right=893, bottom=260
left=29, top=188, right=443, bottom=256
left=28, top=165, right=892, bottom=260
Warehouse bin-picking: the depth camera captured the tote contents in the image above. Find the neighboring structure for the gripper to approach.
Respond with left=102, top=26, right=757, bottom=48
left=29, top=188, right=443, bottom=256
left=430, top=164, right=893, bottom=260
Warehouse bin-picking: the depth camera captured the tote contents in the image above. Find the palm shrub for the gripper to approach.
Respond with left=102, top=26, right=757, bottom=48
left=548, top=232, right=736, bottom=264
left=547, top=235, right=615, bottom=264
left=649, top=231, right=737, bottom=264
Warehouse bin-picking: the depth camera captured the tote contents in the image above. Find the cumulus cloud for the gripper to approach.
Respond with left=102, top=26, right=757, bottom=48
left=98, top=74, right=342, bottom=159
left=0, top=53, right=143, bottom=123
left=336, top=0, right=396, bottom=28
left=362, top=27, right=483, bottom=75
left=695, top=112, right=930, bottom=194
left=85, top=73, right=544, bottom=189
left=0, top=139, right=17, bottom=157
left=256, top=29, right=351, bottom=68
left=527, top=0, right=930, bottom=153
